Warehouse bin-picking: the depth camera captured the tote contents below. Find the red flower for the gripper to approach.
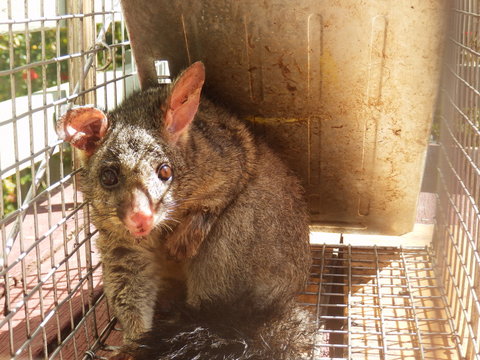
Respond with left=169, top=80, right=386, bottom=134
left=22, top=69, right=39, bottom=80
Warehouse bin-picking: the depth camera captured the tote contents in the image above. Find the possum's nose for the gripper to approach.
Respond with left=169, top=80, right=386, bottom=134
left=124, top=188, right=154, bottom=237
left=128, top=210, right=154, bottom=237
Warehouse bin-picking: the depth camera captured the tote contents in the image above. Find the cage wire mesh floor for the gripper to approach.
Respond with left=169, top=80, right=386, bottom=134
left=0, top=225, right=463, bottom=360
left=88, top=243, right=459, bottom=360
left=300, top=244, right=458, bottom=360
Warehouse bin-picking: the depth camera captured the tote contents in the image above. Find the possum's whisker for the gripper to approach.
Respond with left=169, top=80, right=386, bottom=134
left=159, top=222, right=174, bottom=233
left=163, top=210, right=181, bottom=224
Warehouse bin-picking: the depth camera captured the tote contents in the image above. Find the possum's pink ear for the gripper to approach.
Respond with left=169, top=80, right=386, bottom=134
left=56, top=106, right=108, bottom=156
left=164, top=61, right=205, bottom=143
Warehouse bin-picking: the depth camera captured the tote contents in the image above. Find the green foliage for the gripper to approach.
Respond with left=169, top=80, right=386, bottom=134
left=462, top=31, right=480, bottom=65
left=462, top=108, right=480, bottom=147
left=2, top=177, right=17, bottom=215
left=96, top=22, right=129, bottom=71
left=0, top=22, right=127, bottom=103
left=1, top=149, right=72, bottom=216
left=0, top=28, right=69, bottom=102
left=1, top=171, right=32, bottom=216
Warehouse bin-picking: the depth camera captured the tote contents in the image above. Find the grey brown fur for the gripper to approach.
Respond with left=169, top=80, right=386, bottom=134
left=57, top=62, right=311, bottom=354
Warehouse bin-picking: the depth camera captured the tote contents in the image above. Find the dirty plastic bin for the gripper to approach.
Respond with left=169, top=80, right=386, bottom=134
left=120, top=0, right=447, bottom=235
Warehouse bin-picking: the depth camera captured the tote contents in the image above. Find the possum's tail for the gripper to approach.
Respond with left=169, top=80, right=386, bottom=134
left=113, top=301, right=314, bottom=360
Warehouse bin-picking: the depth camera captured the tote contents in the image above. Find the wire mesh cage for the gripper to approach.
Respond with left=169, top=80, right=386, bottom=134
left=0, top=1, right=479, bottom=360
left=433, top=1, right=480, bottom=358
left=0, top=0, right=135, bottom=358
left=302, top=245, right=458, bottom=359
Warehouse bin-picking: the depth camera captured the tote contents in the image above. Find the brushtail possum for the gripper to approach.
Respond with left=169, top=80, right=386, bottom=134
left=57, top=62, right=312, bottom=357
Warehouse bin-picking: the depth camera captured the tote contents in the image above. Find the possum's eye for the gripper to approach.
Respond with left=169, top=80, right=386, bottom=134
left=100, top=167, right=120, bottom=188
left=157, top=164, right=173, bottom=181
